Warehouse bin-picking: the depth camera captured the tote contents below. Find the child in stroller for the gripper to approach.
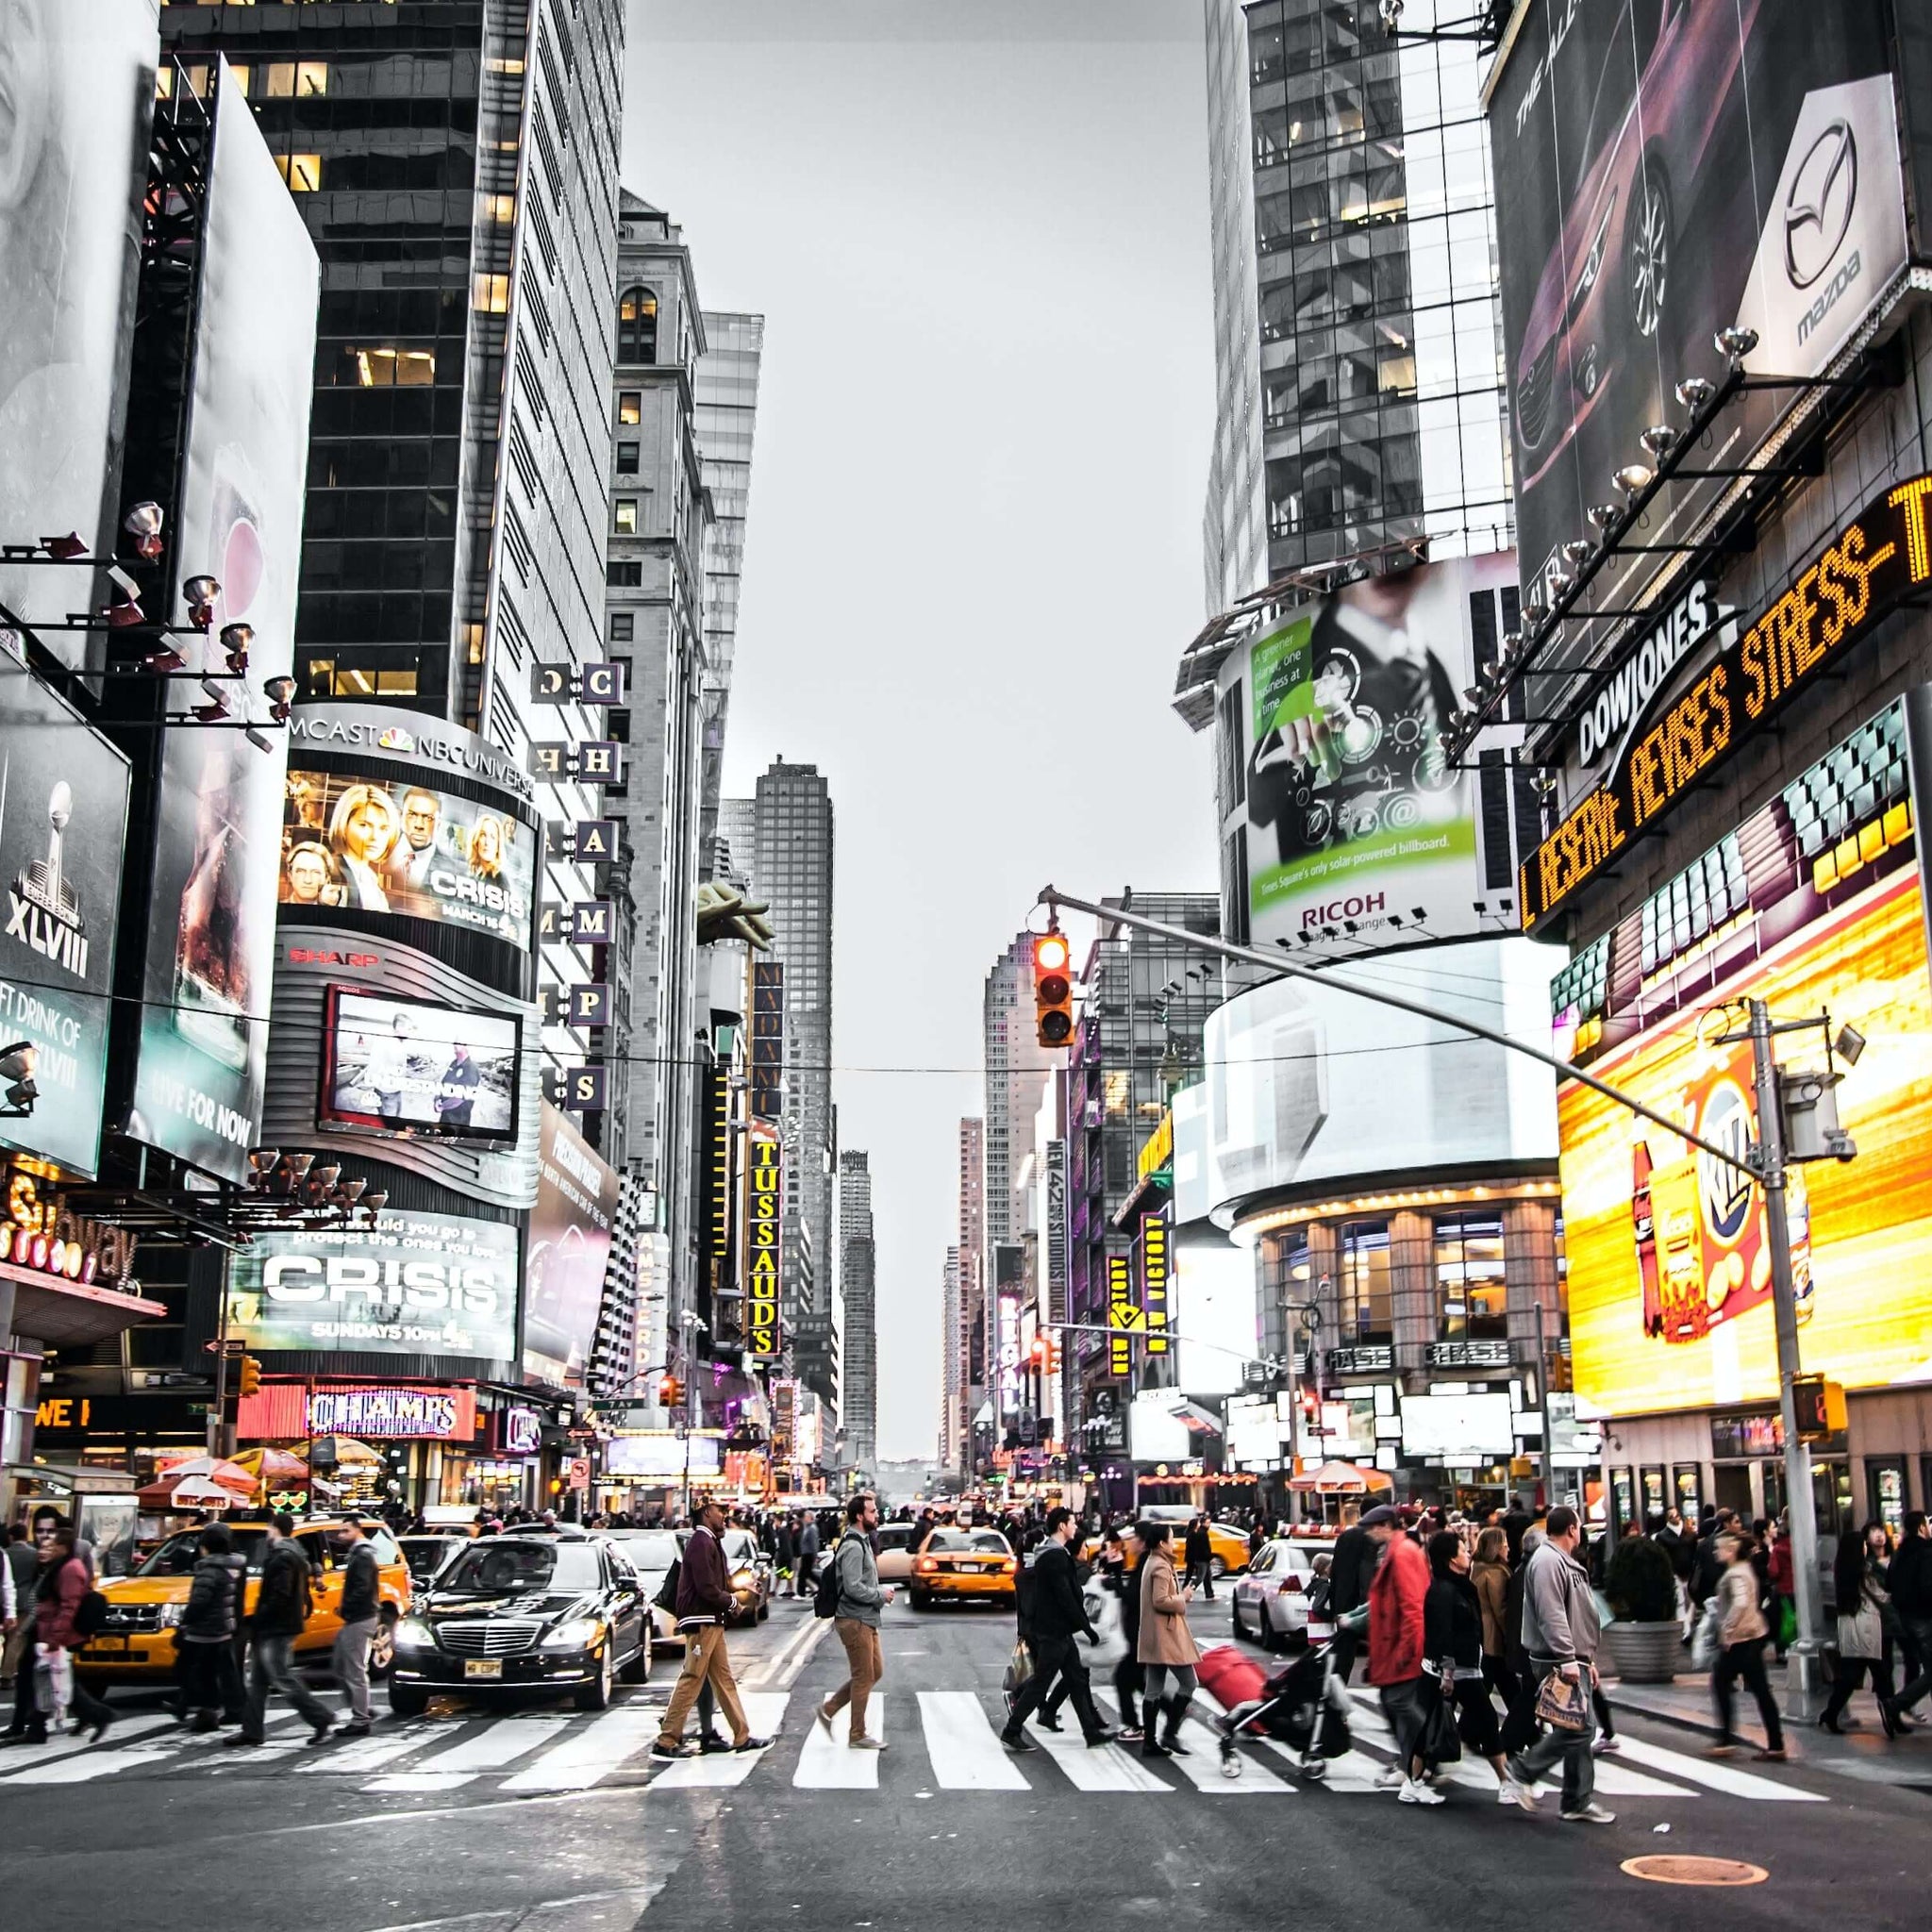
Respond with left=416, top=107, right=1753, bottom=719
left=1202, top=1633, right=1355, bottom=1779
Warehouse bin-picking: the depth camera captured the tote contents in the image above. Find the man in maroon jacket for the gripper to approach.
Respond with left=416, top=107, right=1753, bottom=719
left=653, top=1498, right=770, bottom=1760
left=1364, top=1506, right=1438, bottom=1805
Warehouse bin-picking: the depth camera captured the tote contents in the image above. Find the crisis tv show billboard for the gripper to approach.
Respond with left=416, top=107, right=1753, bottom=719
left=1558, top=705, right=1932, bottom=1416
left=1491, top=1, right=1907, bottom=624
left=281, top=766, right=535, bottom=949
left=0, top=691, right=131, bottom=1175
left=126, top=66, right=318, bottom=1181
left=1230, top=553, right=1517, bottom=955
left=227, top=1207, right=521, bottom=1365
left=0, top=0, right=155, bottom=670
left=522, top=1103, right=621, bottom=1390
left=322, top=987, right=520, bottom=1142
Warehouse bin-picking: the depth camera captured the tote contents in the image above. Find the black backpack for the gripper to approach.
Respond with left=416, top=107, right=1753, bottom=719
left=812, top=1538, right=849, bottom=1620
left=74, top=1589, right=110, bottom=1639
left=653, top=1556, right=682, bottom=1618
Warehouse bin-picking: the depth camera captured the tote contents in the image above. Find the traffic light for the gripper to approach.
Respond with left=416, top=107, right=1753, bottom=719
left=658, top=1375, right=685, bottom=1408
left=1033, top=931, right=1074, bottom=1047
left=238, top=1355, right=262, bottom=1400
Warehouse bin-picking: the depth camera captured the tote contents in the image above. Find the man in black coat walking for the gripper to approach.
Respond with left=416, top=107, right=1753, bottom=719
left=1001, top=1508, right=1115, bottom=1751
left=1325, top=1515, right=1381, bottom=1683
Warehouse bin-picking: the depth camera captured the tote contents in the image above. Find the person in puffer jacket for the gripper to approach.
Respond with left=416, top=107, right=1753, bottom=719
left=178, top=1524, right=248, bottom=1732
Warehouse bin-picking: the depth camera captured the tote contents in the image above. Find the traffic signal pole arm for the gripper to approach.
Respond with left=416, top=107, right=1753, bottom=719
left=1037, top=885, right=1751, bottom=1175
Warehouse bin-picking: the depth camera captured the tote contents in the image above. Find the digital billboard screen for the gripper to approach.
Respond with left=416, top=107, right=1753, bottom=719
left=1400, top=1392, right=1515, bottom=1462
left=1232, top=555, right=1517, bottom=955
left=321, top=987, right=520, bottom=1142
left=0, top=691, right=130, bottom=1175
left=128, top=68, right=317, bottom=1180
left=1559, top=707, right=1932, bottom=1415
left=1490, top=3, right=1904, bottom=635
left=227, top=1207, right=520, bottom=1363
left=603, top=1434, right=723, bottom=1480
left=0, top=1, right=155, bottom=670
left=522, top=1103, right=621, bottom=1390
left=282, top=767, right=536, bottom=951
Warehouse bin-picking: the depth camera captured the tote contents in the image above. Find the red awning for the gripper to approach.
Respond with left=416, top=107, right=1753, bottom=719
left=0, top=1261, right=167, bottom=1348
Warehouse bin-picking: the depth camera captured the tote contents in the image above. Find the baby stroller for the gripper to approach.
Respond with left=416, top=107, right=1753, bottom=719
left=1198, top=1637, right=1354, bottom=1780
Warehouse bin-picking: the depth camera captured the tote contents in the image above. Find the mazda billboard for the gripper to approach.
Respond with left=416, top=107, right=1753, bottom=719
left=1490, top=1, right=1905, bottom=674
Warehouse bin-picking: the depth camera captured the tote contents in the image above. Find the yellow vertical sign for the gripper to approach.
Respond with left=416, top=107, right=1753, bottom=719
left=1108, top=1252, right=1140, bottom=1376
left=1140, top=1213, right=1170, bottom=1356
left=745, top=1126, right=782, bottom=1357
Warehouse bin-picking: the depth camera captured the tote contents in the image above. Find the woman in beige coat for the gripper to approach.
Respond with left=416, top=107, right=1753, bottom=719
left=1136, top=1521, right=1201, bottom=1760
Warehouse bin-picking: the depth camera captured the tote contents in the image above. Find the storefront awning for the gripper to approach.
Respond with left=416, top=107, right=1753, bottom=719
left=0, top=1261, right=167, bottom=1349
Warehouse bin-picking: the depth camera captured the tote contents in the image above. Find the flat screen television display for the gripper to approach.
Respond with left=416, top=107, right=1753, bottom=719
left=321, top=986, right=519, bottom=1142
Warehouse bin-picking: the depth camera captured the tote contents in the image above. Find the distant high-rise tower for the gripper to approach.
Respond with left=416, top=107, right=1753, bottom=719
left=838, top=1150, right=876, bottom=1473
left=721, top=760, right=837, bottom=1406
left=983, top=934, right=1054, bottom=1261
left=1200, top=0, right=1511, bottom=605
left=940, top=1244, right=961, bottom=1470
left=957, top=1115, right=986, bottom=1474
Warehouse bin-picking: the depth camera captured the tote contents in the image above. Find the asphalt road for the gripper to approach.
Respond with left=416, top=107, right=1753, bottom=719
left=3, top=1589, right=1926, bottom=1932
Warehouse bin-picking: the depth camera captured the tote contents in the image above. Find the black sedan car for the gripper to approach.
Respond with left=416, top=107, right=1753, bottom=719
left=389, top=1532, right=650, bottom=1714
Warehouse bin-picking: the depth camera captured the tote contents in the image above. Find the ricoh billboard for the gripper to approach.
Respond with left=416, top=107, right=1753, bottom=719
left=1490, top=2, right=1907, bottom=617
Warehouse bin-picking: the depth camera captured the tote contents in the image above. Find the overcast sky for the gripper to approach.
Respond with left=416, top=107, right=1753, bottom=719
left=623, top=1, right=1219, bottom=1462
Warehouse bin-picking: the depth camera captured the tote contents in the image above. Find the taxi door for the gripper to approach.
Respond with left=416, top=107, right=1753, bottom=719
left=295, top=1528, right=344, bottom=1655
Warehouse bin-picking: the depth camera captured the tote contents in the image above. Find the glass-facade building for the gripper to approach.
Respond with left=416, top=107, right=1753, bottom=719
left=1203, top=0, right=1511, bottom=596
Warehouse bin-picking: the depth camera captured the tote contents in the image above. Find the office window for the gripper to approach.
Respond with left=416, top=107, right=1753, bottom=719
left=264, top=61, right=327, bottom=97
left=617, top=286, right=659, bottom=363
left=275, top=153, right=323, bottom=193
left=616, top=441, right=640, bottom=475
left=1338, top=1221, right=1392, bottom=1340
left=473, top=274, right=510, bottom=316
left=609, top=612, right=634, bottom=642
left=345, top=348, right=435, bottom=388
left=1434, top=1216, right=1507, bottom=1341
left=617, top=391, right=641, bottom=426
left=613, top=500, right=639, bottom=536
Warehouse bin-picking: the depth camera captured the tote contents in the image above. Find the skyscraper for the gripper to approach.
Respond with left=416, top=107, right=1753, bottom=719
left=956, top=1115, right=986, bottom=1474
left=1200, top=0, right=1511, bottom=599
left=694, top=312, right=765, bottom=867
left=605, top=193, right=709, bottom=1307
left=722, top=760, right=837, bottom=1405
left=940, top=1244, right=962, bottom=1469
left=838, top=1150, right=876, bottom=1473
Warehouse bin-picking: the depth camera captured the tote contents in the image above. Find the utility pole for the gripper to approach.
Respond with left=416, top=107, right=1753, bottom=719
left=1532, top=1300, right=1555, bottom=1509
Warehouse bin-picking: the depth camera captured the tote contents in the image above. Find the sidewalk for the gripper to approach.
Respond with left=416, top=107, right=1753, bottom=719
left=1602, top=1666, right=1932, bottom=1788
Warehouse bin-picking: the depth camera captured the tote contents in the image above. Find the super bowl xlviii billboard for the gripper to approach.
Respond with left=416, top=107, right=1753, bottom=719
left=1490, top=2, right=1907, bottom=621
left=227, top=1207, right=521, bottom=1365
left=0, top=690, right=131, bottom=1175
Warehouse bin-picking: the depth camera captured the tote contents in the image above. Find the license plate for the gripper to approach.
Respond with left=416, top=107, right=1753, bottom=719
left=87, top=1638, right=129, bottom=1654
left=463, top=1658, right=503, bottom=1680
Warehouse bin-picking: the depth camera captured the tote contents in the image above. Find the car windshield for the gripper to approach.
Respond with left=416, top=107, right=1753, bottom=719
left=611, top=1532, right=679, bottom=1570
left=723, top=1532, right=758, bottom=1565
left=401, top=1539, right=457, bottom=1579
left=137, top=1527, right=272, bottom=1576
left=437, top=1541, right=602, bottom=1595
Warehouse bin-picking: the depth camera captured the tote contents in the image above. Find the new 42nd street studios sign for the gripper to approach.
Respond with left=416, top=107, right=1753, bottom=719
left=1522, top=473, right=1932, bottom=932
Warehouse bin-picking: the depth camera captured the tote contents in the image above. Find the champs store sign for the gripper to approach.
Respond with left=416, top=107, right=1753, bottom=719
left=744, top=1125, right=781, bottom=1357
left=1523, top=473, right=1932, bottom=931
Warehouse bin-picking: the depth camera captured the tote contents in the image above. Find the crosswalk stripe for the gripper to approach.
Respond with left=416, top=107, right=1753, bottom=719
left=1091, top=1690, right=1289, bottom=1794
left=0, top=1743, right=178, bottom=1784
left=1609, top=1734, right=1826, bottom=1802
left=414, top=1716, right=572, bottom=1774
left=499, top=1707, right=660, bottom=1793
left=649, top=1694, right=790, bottom=1788
left=1024, top=1715, right=1171, bottom=1792
left=297, top=1724, right=442, bottom=1774
left=792, top=1694, right=884, bottom=1788
left=915, top=1692, right=1030, bottom=1790
left=361, top=1771, right=479, bottom=1793
left=0, top=1711, right=175, bottom=1777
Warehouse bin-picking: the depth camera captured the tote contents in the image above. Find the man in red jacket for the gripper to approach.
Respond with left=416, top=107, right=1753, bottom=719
left=1364, top=1506, right=1438, bottom=1806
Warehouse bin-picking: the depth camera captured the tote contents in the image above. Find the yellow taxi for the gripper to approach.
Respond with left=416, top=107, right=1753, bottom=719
left=1079, top=1514, right=1255, bottom=1578
left=907, top=1526, right=1017, bottom=1609
left=76, top=1518, right=412, bottom=1687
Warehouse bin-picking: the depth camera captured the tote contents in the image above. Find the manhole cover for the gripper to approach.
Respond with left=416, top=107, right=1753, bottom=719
left=1622, top=1857, right=1769, bottom=1888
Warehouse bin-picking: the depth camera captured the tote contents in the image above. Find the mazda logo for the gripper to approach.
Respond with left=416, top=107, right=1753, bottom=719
left=1785, top=119, right=1857, bottom=290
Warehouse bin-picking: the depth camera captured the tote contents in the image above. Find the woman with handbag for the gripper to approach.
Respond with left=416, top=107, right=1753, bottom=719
left=1709, top=1532, right=1785, bottom=1759
left=1819, top=1526, right=1901, bottom=1737
left=1470, top=1527, right=1517, bottom=1710
left=1135, top=1520, right=1200, bottom=1760
left=1424, top=1531, right=1526, bottom=1806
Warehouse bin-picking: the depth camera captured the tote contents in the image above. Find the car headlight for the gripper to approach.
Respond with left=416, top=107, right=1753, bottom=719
left=1571, top=187, right=1618, bottom=318
left=155, top=1603, right=184, bottom=1628
left=394, top=1617, right=437, bottom=1651
left=540, top=1617, right=606, bottom=1652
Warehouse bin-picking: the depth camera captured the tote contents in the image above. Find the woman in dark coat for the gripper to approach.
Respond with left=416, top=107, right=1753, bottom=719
left=1424, top=1530, right=1524, bottom=1804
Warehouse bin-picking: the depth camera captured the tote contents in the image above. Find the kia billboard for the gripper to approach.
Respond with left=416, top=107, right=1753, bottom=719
left=1224, top=554, right=1519, bottom=956
left=522, top=1103, right=621, bottom=1390
left=1557, top=702, right=1932, bottom=1415
left=0, top=689, right=130, bottom=1175
left=0, top=1, right=155, bottom=670
left=226, top=1207, right=521, bottom=1364
left=126, top=67, right=318, bottom=1180
left=1491, top=2, right=1905, bottom=640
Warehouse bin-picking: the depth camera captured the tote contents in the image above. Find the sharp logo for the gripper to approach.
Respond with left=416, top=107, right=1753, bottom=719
left=1785, top=119, right=1857, bottom=291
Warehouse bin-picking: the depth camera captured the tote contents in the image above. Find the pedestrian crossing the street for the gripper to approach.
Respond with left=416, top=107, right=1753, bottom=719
left=0, top=1681, right=1835, bottom=1807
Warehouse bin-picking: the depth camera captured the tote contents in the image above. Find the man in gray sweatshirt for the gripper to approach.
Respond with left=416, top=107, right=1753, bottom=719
left=816, top=1493, right=892, bottom=1748
left=1507, top=1506, right=1612, bottom=1824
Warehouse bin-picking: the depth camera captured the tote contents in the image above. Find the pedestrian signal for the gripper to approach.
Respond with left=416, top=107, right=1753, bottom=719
left=1033, top=931, right=1073, bottom=1047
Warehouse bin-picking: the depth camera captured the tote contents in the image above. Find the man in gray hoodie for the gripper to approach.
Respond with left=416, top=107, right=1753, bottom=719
left=1507, top=1506, right=1613, bottom=1824
left=816, top=1493, right=892, bottom=1748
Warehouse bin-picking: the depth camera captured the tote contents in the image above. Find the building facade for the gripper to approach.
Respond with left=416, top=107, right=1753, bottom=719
left=956, top=1117, right=987, bottom=1474
left=838, top=1150, right=877, bottom=1474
